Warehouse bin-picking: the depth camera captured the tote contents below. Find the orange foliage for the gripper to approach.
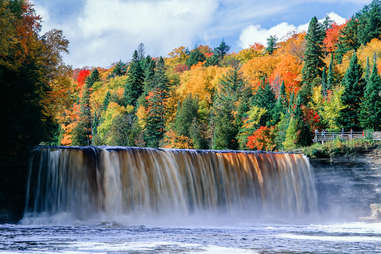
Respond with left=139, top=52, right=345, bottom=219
left=324, top=23, right=346, bottom=53
left=270, top=54, right=302, bottom=97
left=240, top=55, right=279, bottom=90
left=246, top=126, right=276, bottom=151
left=163, top=130, right=193, bottom=149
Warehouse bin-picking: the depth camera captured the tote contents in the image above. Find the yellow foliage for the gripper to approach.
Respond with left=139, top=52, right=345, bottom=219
left=97, top=102, right=127, bottom=144
left=136, top=105, right=147, bottom=129
left=176, top=65, right=230, bottom=104
left=90, top=75, right=127, bottom=113
left=309, top=85, right=346, bottom=130
left=162, top=130, right=193, bottom=149
left=240, top=55, right=280, bottom=89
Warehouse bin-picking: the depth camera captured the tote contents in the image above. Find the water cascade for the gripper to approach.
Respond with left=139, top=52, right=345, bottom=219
left=24, top=147, right=317, bottom=221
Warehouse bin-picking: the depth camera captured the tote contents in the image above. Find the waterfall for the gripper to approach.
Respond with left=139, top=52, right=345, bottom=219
left=24, top=147, right=317, bottom=221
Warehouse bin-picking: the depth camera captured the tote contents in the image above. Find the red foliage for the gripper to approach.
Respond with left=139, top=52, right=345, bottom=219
left=246, top=126, right=276, bottom=151
left=250, top=43, right=265, bottom=51
left=76, top=69, right=90, bottom=88
left=324, top=23, right=346, bottom=53
left=174, top=64, right=189, bottom=73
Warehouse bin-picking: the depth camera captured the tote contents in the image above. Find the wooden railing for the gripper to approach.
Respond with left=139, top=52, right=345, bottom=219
left=313, top=130, right=379, bottom=143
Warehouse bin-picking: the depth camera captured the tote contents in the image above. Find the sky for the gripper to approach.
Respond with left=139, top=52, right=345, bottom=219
left=30, top=0, right=372, bottom=68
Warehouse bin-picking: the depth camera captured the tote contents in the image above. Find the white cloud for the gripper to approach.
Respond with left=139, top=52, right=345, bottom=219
left=239, top=12, right=347, bottom=49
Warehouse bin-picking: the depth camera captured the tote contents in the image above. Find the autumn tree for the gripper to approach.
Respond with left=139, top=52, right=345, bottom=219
left=185, top=48, right=206, bottom=67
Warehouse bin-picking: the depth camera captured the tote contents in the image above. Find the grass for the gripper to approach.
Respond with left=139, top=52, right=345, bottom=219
left=300, top=138, right=380, bottom=159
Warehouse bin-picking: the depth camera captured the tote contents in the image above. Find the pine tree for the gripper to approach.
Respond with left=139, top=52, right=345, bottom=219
left=272, top=81, right=287, bottom=124
left=266, top=35, right=277, bottom=55
left=103, top=92, right=111, bottom=111
left=365, top=57, right=371, bottom=83
left=110, top=61, right=126, bottom=78
left=175, top=95, right=199, bottom=137
left=326, top=53, right=336, bottom=90
left=338, top=52, right=365, bottom=130
left=251, top=79, right=276, bottom=125
left=144, top=57, right=169, bottom=147
left=212, top=69, right=244, bottom=150
left=321, top=67, right=328, bottom=96
left=72, top=83, right=92, bottom=146
left=86, top=69, right=100, bottom=87
left=185, top=48, right=206, bottom=67
left=358, top=0, right=381, bottom=45
left=360, top=53, right=381, bottom=130
left=204, top=54, right=219, bottom=67
left=335, top=17, right=360, bottom=63
left=214, top=40, right=230, bottom=59
left=302, top=17, right=325, bottom=85
left=124, top=50, right=144, bottom=106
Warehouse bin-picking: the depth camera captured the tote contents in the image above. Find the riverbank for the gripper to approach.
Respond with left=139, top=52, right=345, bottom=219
left=300, top=139, right=381, bottom=159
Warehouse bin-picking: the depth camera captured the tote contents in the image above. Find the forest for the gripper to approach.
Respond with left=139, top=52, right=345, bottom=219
left=3, top=0, right=381, bottom=155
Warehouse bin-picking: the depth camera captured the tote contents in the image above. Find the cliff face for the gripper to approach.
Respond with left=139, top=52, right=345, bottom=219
left=310, top=148, right=381, bottom=220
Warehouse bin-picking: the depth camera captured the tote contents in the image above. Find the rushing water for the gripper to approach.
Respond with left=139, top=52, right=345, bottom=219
left=1, top=147, right=380, bottom=253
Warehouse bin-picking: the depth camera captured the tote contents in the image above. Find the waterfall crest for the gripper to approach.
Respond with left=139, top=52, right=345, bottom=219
left=24, top=147, right=317, bottom=221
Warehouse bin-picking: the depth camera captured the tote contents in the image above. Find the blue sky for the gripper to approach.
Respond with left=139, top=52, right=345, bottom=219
left=31, top=0, right=371, bottom=68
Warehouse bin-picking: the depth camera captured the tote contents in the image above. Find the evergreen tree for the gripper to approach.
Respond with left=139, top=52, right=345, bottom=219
left=321, top=67, right=328, bottom=96
left=144, top=57, right=169, bottom=147
left=360, top=54, right=381, bottom=130
left=175, top=95, right=199, bottom=137
left=123, top=50, right=144, bottom=106
left=251, top=79, right=276, bottom=125
left=338, top=52, right=365, bottom=130
left=185, top=48, right=206, bottom=67
left=204, top=54, right=219, bottom=67
left=365, top=56, right=371, bottom=83
left=86, top=69, right=100, bottom=87
left=272, top=82, right=287, bottom=124
left=212, top=69, right=244, bottom=150
left=302, top=17, right=325, bottom=85
left=326, top=53, right=337, bottom=90
left=103, top=91, right=111, bottom=111
left=72, top=83, right=92, bottom=146
left=357, top=0, right=381, bottom=45
left=214, top=40, right=230, bottom=59
left=110, top=61, right=126, bottom=77
left=266, top=35, right=277, bottom=55
left=335, top=17, right=360, bottom=63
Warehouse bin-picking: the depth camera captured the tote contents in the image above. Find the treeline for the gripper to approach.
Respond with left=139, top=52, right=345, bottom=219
left=0, top=0, right=68, bottom=220
left=44, top=0, right=381, bottom=151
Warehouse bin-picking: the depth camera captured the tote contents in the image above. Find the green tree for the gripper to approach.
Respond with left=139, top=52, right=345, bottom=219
left=302, top=17, right=325, bottom=85
left=175, top=95, right=199, bottom=137
left=321, top=67, right=328, bottom=96
left=360, top=54, right=381, bottom=130
left=185, top=48, right=206, bottom=67
left=212, top=69, right=244, bottom=150
left=86, top=68, right=100, bottom=87
left=109, top=61, right=126, bottom=78
left=338, top=52, right=364, bottom=130
left=251, top=79, right=276, bottom=125
left=358, top=0, right=381, bottom=45
left=266, top=35, right=277, bottom=55
left=123, top=50, right=144, bottom=106
left=326, top=53, right=337, bottom=90
left=214, top=40, right=230, bottom=59
left=72, top=83, right=92, bottom=146
left=144, top=57, right=169, bottom=147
